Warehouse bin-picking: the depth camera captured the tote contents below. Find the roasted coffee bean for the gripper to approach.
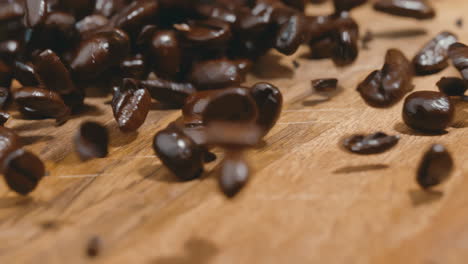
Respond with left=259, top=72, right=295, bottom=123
left=448, top=42, right=468, bottom=81
left=403, top=91, right=454, bottom=132
left=357, top=49, right=413, bottom=108
left=343, top=132, right=400, bottom=155
left=24, top=0, right=48, bottom=27
left=274, top=14, right=308, bottom=55
left=0, top=87, right=9, bottom=109
left=412, top=31, right=458, bottom=75
left=250, top=82, right=283, bottom=135
left=177, top=19, right=232, bottom=48
left=417, top=144, right=453, bottom=189
left=76, top=14, right=109, bottom=35
left=148, top=30, right=183, bottom=80
left=0, top=1, right=24, bottom=22
left=373, top=0, right=435, bottom=20
left=0, top=126, right=21, bottom=167
left=202, top=87, right=258, bottom=124
left=311, top=78, right=338, bottom=92
left=70, top=29, right=130, bottom=81
left=333, top=0, right=367, bottom=12
left=75, top=121, right=109, bottom=161
left=14, top=61, right=39, bottom=86
left=120, top=54, right=149, bottom=80
left=140, top=78, right=195, bottom=107
left=0, top=40, right=20, bottom=63
left=95, top=0, right=129, bottom=17
left=2, top=149, right=45, bottom=196
left=33, top=49, right=76, bottom=94
left=195, top=3, right=237, bottom=24
left=112, top=78, right=151, bottom=132
left=189, top=59, right=248, bottom=90
left=183, top=90, right=216, bottom=126
left=437, top=77, right=467, bottom=96
left=86, top=236, right=102, bottom=258
left=0, top=61, right=12, bottom=88
left=0, top=112, right=10, bottom=126
left=111, top=0, right=159, bottom=33
left=13, top=87, right=71, bottom=122
left=219, top=152, right=249, bottom=198
left=153, top=126, right=204, bottom=181
left=43, top=11, right=77, bottom=43
left=332, top=19, right=359, bottom=67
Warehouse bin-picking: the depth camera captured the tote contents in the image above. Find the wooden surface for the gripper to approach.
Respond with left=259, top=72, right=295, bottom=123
left=1, top=1, right=468, bottom=263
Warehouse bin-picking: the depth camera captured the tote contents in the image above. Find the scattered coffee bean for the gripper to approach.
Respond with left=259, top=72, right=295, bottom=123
left=250, top=82, right=283, bottom=135
left=331, top=13, right=359, bottom=67
left=146, top=30, right=183, bottom=80
left=14, top=61, right=39, bottom=86
left=373, top=0, right=435, bottom=20
left=111, top=0, right=159, bottom=33
left=343, top=132, right=400, bottom=155
left=75, top=121, right=109, bottom=161
left=448, top=42, right=468, bottom=81
left=0, top=126, right=21, bottom=167
left=141, top=78, right=196, bottom=108
left=417, top=144, right=453, bottom=189
left=357, top=49, right=413, bottom=108
left=437, top=77, right=467, bottom=96
left=219, top=152, right=249, bottom=198
left=412, top=31, right=458, bottom=75
left=33, top=49, right=77, bottom=94
left=86, top=236, right=102, bottom=258
left=274, top=14, right=309, bottom=55
left=189, top=59, right=248, bottom=90
left=76, top=14, right=109, bottom=35
left=2, top=149, right=45, bottom=196
left=311, top=78, right=338, bottom=92
left=24, top=0, right=48, bottom=27
left=403, top=91, right=454, bottom=132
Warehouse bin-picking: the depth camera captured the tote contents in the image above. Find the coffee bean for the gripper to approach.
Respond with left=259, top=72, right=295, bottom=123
left=331, top=14, right=359, bottom=67
left=195, top=3, right=237, bottom=24
left=177, top=19, right=232, bottom=48
left=0, top=1, right=24, bottom=23
left=14, top=61, right=39, bottom=86
left=13, top=87, right=71, bottom=122
left=218, top=152, right=249, bottom=198
left=140, top=78, right=195, bottom=107
left=153, top=125, right=204, bottom=181
left=120, top=54, right=149, bottom=80
left=333, top=0, right=367, bottom=12
left=86, top=236, right=102, bottom=258
left=357, top=49, right=413, bottom=108
left=147, top=30, right=183, bottom=80
left=250, top=82, right=283, bottom=136
left=373, top=0, right=435, bottom=20
left=189, top=59, right=247, bottom=90
left=403, top=91, right=454, bottom=132
left=76, top=14, right=109, bottom=35
left=311, top=78, right=338, bottom=92
left=437, top=77, right=467, bottom=96
left=0, top=40, right=20, bottom=64
left=412, top=31, right=458, bottom=75
left=274, top=14, right=308, bottom=55
left=0, top=61, right=12, bottom=88
left=112, top=78, right=151, bottom=132
left=33, top=49, right=77, bottom=94
left=0, top=111, right=10, bottom=126
left=2, top=149, right=45, bottom=196
left=417, top=144, right=453, bottom=189
left=448, top=42, right=468, bottom=81
left=24, top=0, right=49, bottom=27
left=111, top=0, right=159, bottom=33
left=0, top=126, right=21, bottom=167
left=75, top=121, right=109, bottom=161
left=0, top=87, right=9, bottom=109
left=343, top=132, right=400, bottom=155
left=95, top=0, right=129, bottom=17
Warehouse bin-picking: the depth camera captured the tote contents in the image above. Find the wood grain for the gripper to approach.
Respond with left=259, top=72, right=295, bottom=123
left=1, top=1, right=468, bottom=263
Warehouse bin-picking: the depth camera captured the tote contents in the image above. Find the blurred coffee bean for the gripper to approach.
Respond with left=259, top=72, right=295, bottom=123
left=343, top=132, right=400, bottom=155
left=311, top=78, right=338, bottom=92
left=250, top=82, right=283, bottom=135
left=0, top=40, right=20, bottom=63
left=140, top=78, right=195, bottom=107
left=373, top=0, right=435, bottom=20
left=0, top=126, right=21, bottom=167
left=95, top=0, right=130, bottom=18
left=148, top=30, right=183, bottom=80
left=448, top=42, right=468, bottom=81
left=436, top=77, right=467, bottom=96
left=111, top=0, right=159, bottom=33
left=76, top=14, right=109, bottom=35
left=14, top=61, right=39, bottom=86
left=24, top=0, right=48, bottom=27
left=33, top=49, right=76, bottom=94
left=417, top=144, right=454, bottom=189
left=2, top=149, right=45, bottom=195
left=0, top=1, right=24, bottom=23
left=219, top=152, right=249, bottom=198
left=413, top=31, right=458, bottom=75
left=177, top=19, right=232, bottom=48
left=189, top=59, right=247, bottom=90
left=75, top=121, right=109, bottom=161
left=120, top=54, right=149, bottom=80
left=0, top=61, right=12, bottom=88
left=0, top=112, right=10, bottom=126
left=275, top=14, right=308, bottom=55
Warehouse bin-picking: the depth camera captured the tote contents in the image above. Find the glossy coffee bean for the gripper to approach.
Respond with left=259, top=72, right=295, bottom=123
left=250, top=82, right=283, bottom=135
left=343, top=132, right=400, bottom=155
left=0, top=61, right=12, bottom=88
left=436, top=77, right=467, bottom=96
left=111, top=0, right=159, bottom=33
left=311, top=78, right=338, bottom=92
left=331, top=20, right=359, bottom=67
left=448, top=42, right=468, bottom=81
left=33, top=49, right=76, bottom=94
left=24, top=0, right=48, bottom=27
left=357, top=49, right=413, bottom=108
left=274, top=14, right=309, bottom=55
left=74, top=121, right=109, bottom=161
left=219, top=152, right=249, bottom=198
left=70, top=29, right=130, bottom=81
left=403, top=91, right=454, bottom=132
left=413, top=31, right=458, bottom=75
left=0, top=86, right=9, bottom=109
left=153, top=126, right=204, bottom=181
left=140, top=78, right=196, bottom=107
left=333, top=0, right=368, bottom=12
left=0, top=126, right=21, bottom=167
left=2, top=149, right=45, bottom=195
left=112, top=78, right=151, bottom=132
left=0, top=111, right=10, bottom=126
left=195, top=3, right=237, bottom=24
left=14, top=61, right=39, bottom=86
left=417, top=144, right=453, bottom=189
left=189, top=59, right=247, bottom=90
left=148, top=30, right=183, bottom=80
left=76, top=14, right=109, bottom=35
left=13, top=86, right=71, bottom=122
left=177, top=19, right=232, bottom=47
left=95, top=0, right=129, bottom=18
left=120, top=54, right=149, bottom=80
left=373, top=0, right=435, bottom=20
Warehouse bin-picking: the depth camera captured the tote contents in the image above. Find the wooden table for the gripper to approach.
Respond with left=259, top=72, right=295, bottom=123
left=1, top=1, right=468, bottom=263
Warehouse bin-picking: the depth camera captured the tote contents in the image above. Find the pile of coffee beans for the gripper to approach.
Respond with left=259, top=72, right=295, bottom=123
left=0, top=0, right=463, bottom=198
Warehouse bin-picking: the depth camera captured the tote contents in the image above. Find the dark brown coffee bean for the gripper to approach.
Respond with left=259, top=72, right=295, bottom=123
left=177, top=19, right=232, bottom=47
left=250, top=82, right=283, bottom=136
left=0, top=111, right=10, bottom=126
left=403, top=91, right=454, bottom=132
left=2, top=149, right=45, bottom=196
left=140, top=78, right=195, bottom=107
left=0, top=87, right=9, bottom=109
left=95, top=0, right=129, bottom=17
left=311, top=78, right=338, bottom=92
left=112, top=78, right=151, bottom=132
left=183, top=90, right=216, bottom=126
left=219, top=152, right=249, bottom=198
left=274, top=14, right=308, bottom=55
left=437, top=77, right=467, bottom=97
left=43, top=11, right=77, bottom=42
left=0, top=126, right=21, bottom=167
left=86, top=236, right=102, bottom=258
left=343, top=132, right=400, bottom=155
left=13, top=87, right=71, bottom=122
left=412, top=31, right=458, bottom=75
left=357, top=49, right=413, bottom=108
left=111, top=0, right=159, bottom=33
left=70, top=29, right=130, bottom=81
left=0, top=40, right=20, bottom=64
left=120, top=54, right=149, bottom=80
left=148, top=30, right=183, bottom=80
left=76, top=14, right=109, bottom=35
left=0, top=1, right=24, bottom=22
left=0, top=61, right=12, bottom=88
left=448, top=42, right=468, bottom=81
left=195, top=3, right=237, bottom=24
left=333, top=0, right=367, bottom=12
left=332, top=17, right=359, bottom=67
left=373, top=0, right=435, bottom=20
left=33, top=49, right=76, bottom=94
left=153, top=126, right=204, bottom=181
left=75, top=121, right=109, bottom=161
left=24, top=0, right=48, bottom=27
left=189, top=59, right=247, bottom=90
left=14, top=61, right=39, bottom=86
left=417, top=144, right=453, bottom=189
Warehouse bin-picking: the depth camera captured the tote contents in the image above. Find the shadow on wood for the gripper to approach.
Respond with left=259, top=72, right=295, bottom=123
left=152, top=238, right=219, bottom=264
left=252, top=54, right=294, bottom=80
left=333, top=164, right=389, bottom=174
left=408, top=189, right=443, bottom=207
left=393, top=122, right=448, bottom=137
